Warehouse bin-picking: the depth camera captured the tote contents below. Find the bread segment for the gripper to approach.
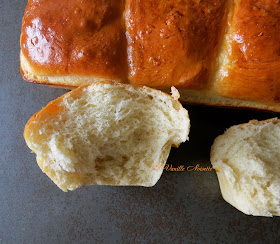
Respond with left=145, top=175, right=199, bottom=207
left=211, top=118, right=280, bottom=216
left=214, top=0, right=280, bottom=106
left=24, top=82, right=190, bottom=191
left=20, top=0, right=127, bottom=83
left=125, top=0, right=227, bottom=89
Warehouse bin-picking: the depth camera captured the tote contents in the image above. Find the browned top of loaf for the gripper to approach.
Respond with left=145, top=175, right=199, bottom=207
left=21, top=0, right=127, bottom=80
left=20, top=0, right=280, bottom=107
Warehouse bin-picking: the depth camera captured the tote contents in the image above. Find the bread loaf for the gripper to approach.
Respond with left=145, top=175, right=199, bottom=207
left=20, top=0, right=280, bottom=111
left=24, top=82, right=190, bottom=191
left=211, top=118, right=280, bottom=217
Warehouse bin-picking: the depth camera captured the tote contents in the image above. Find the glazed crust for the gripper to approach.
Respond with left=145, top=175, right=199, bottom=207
left=20, top=0, right=127, bottom=80
left=20, top=0, right=280, bottom=111
left=126, top=0, right=227, bottom=89
left=214, top=0, right=280, bottom=106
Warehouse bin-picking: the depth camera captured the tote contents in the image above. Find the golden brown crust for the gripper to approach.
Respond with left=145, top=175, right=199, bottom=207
left=216, top=0, right=280, bottom=106
left=21, top=0, right=127, bottom=80
left=20, top=50, right=122, bottom=89
left=20, top=0, right=280, bottom=112
left=125, top=0, right=227, bottom=89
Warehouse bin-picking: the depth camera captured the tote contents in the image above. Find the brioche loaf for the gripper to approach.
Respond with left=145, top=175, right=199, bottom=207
left=211, top=118, right=280, bottom=217
left=24, top=82, right=190, bottom=191
left=20, top=0, right=280, bottom=111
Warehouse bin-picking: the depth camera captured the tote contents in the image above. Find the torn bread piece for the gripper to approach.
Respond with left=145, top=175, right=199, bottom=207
left=24, top=82, right=190, bottom=191
left=211, top=118, right=280, bottom=217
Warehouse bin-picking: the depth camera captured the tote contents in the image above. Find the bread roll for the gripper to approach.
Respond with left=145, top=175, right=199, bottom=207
left=211, top=118, right=280, bottom=217
left=20, top=0, right=127, bottom=87
left=20, top=0, right=280, bottom=111
left=24, top=82, right=190, bottom=191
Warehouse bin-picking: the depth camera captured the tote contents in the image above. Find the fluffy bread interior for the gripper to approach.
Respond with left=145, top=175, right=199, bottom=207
left=211, top=118, right=280, bottom=217
left=24, top=82, right=190, bottom=191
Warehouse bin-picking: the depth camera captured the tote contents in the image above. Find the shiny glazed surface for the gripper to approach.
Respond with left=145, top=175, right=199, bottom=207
left=126, top=0, right=227, bottom=89
left=21, top=0, right=127, bottom=80
left=21, top=0, right=280, bottom=107
left=217, top=0, right=280, bottom=104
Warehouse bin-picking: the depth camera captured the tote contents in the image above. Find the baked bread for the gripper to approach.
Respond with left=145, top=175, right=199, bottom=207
left=24, top=82, right=190, bottom=191
left=211, top=118, right=280, bottom=217
left=20, top=0, right=280, bottom=111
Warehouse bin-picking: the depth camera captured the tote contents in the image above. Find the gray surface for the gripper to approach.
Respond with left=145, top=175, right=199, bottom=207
left=1, top=1, right=280, bottom=243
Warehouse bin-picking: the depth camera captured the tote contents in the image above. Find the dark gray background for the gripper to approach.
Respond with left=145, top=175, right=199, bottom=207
left=1, top=1, right=280, bottom=243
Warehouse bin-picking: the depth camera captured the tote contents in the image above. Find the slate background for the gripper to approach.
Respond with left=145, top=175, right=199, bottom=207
left=1, top=1, right=280, bottom=243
